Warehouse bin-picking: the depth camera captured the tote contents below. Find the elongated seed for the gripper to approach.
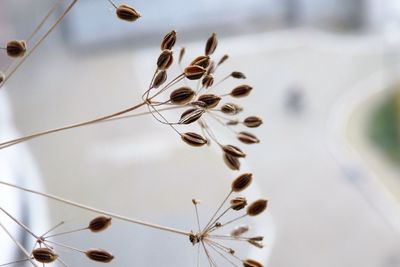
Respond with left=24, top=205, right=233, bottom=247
left=205, top=33, right=218, bottom=56
left=237, top=132, right=260, bottom=144
left=243, top=259, right=263, bottom=267
left=243, top=116, right=263, bottom=128
left=116, top=4, right=141, bottom=22
left=152, top=70, right=167, bottom=88
left=157, top=49, right=173, bottom=70
left=230, top=196, right=247, bottom=211
left=184, top=65, right=206, bottom=80
left=232, top=173, right=252, bottom=192
left=198, top=94, right=221, bottom=108
left=181, top=132, right=208, bottom=147
left=221, top=103, right=242, bottom=115
left=161, top=30, right=177, bottom=50
left=170, top=87, right=195, bottom=105
left=230, top=85, right=253, bottom=98
left=32, top=248, right=58, bottom=263
left=179, top=108, right=205, bottom=124
left=190, top=55, right=210, bottom=68
left=231, top=71, right=246, bottom=79
left=230, top=225, right=250, bottom=237
left=223, top=153, right=240, bottom=170
left=6, top=40, right=26, bottom=57
left=247, top=199, right=268, bottom=216
left=202, top=74, right=214, bottom=88
left=222, top=145, right=246, bottom=158
left=89, top=216, right=112, bottom=233
left=85, top=249, right=114, bottom=263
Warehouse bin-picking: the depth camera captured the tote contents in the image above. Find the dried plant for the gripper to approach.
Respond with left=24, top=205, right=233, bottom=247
left=0, top=2, right=268, bottom=266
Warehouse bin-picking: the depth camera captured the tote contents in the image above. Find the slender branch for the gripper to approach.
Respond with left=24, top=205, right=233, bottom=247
left=0, top=180, right=191, bottom=237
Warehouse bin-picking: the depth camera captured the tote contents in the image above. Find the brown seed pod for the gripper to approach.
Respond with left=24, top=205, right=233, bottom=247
left=179, top=47, right=185, bottom=64
left=157, top=49, right=173, bottom=70
left=231, top=173, right=252, bottom=192
left=227, top=119, right=239, bottom=126
left=205, top=33, right=218, bottom=56
left=217, top=54, right=229, bottom=66
left=237, top=132, right=260, bottom=144
left=6, top=40, right=26, bottom=57
left=202, top=74, right=214, bottom=88
left=244, top=116, right=263, bottom=128
left=247, top=199, right=268, bottom=216
left=170, top=87, right=195, bottom=105
left=224, top=153, right=240, bottom=170
left=85, top=249, right=114, bottom=263
left=181, top=132, right=208, bottom=147
left=0, top=72, right=5, bottom=85
left=161, top=30, right=177, bottom=50
left=179, top=108, right=205, bottom=124
left=32, top=248, right=58, bottom=263
left=243, top=259, right=263, bottom=267
left=230, top=84, right=253, bottom=98
left=230, top=196, right=247, bottom=211
left=221, top=103, right=242, bottom=115
left=231, top=71, right=246, bottom=79
left=184, top=65, right=206, bottom=80
left=116, top=4, right=141, bottom=22
left=222, top=145, right=246, bottom=158
left=190, top=55, right=210, bottom=68
left=88, top=216, right=112, bottom=233
left=230, top=225, right=250, bottom=237
left=152, top=70, right=167, bottom=88
left=197, top=94, right=221, bottom=108
left=249, top=236, right=264, bottom=241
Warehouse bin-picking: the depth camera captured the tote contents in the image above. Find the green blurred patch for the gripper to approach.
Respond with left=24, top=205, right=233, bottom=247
left=368, top=89, right=400, bottom=166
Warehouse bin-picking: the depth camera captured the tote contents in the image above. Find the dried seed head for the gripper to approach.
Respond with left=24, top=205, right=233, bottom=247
left=227, top=119, right=239, bottom=126
left=248, top=240, right=264, bottom=249
left=224, top=153, right=240, bottom=170
left=170, top=87, right=195, bottom=105
left=116, top=4, right=141, bottom=22
left=6, top=40, right=26, bottom=57
left=202, top=74, right=214, bottom=88
left=152, top=70, right=167, bottom=88
left=247, top=199, right=268, bottom=216
left=231, top=71, right=246, bottom=79
left=221, top=103, right=243, bottom=115
left=88, top=216, right=112, bottom=233
left=244, top=116, right=263, bottom=128
left=184, top=65, right=206, bottom=80
left=181, top=132, right=208, bottom=147
left=218, top=54, right=229, bottom=66
left=231, top=173, right=252, bottom=192
left=190, top=55, right=210, bottom=68
left=161, top=30, right=177, bottom=50
left=179, top=47, right=185, bottom=64
left=85, top=249, right=114, bottom=263
left=222, top=144, right=246, bottom=158
left=230, top=225, right=250, bottom=237
left=198, top=94, right=221, bottom=108
left=205, top=33, right=218, bottom=56
left=237, top=132, right=260, bottom=144
left=243, top=259, right=263, bottom=267
left=32, top=248, right=58, bottom=263
left=230, top=85, right=253, bottom=98
left=0, top=72, right=5, bottom=85
left=179, top=108, right=205, bottom=124
left=230, top=196, right=247, bottom=211
left=157, top=49, right=174, bottom=70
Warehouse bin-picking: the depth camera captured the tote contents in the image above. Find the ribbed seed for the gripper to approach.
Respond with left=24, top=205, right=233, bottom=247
left=230, top=84, right=253, bottom=98
left=247, top=199, right=268, bottom=216
left=85, top=249, right=114, bottom=263
left=190, top=55, right=210, bottom=68
left=205, top=33, right=218, bottom=56
left=152, top=70, right=167, bottom=88
left=198, top=94, right=221, bottom=108
left=243, top=259, right=263, bottom=267
left=161, top=30, right=177, bottom=50
left=88, top=216, right=112, bottom=233
left=231, top=71, right=246, bottom=79
left=221, top=103, right=242, bottom=115
left=6, top=40, right=26, bottom=57
left=179, top=108, right=205, bottom=124
left=222, top=145, right=246, bottom=158
left=237, top=132, right=260, bottom=144
left=231, top=173, right=252, bottom=192
left=230, top=196, right=247, bottom=211
left=116, top=4, right=141, bottom=22
left=170, top=87, right=195, bottom=105
left=184, top=65, right=206, bottom=80
left=32, top=248, right=58, bottom=263
left=202, top=74, right=214, bottom=88
left=157, top=49, right=173, bottom=70
left=223, top=153, right=240, bottom=170
left=243, top=116, right=263, bottom=128
left=181, top=132, right=208, bottom=147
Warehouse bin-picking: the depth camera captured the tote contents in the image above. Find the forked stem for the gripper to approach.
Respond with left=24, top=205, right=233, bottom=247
left=0, top=180, right=190, bottom=237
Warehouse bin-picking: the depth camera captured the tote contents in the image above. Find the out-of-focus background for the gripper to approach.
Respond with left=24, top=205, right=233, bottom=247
left=1, top=0, right=400, bottom=266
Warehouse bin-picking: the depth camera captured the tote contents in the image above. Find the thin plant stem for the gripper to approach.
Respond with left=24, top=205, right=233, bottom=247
left=0, top=221, right=38, bottom=267
left=44, top=227, right=87, bottom=239
left=205, top=240, right=239, bottom=267
left=45, top=240, right=85, bottom=254
left=202, top=191, right=232, bottom=234
left=0, top=207, right=39, bottom=239
left=208, top=215, right=247, bottom=234
left=0, top=258, right=31, bottom=266
left=0, top=180, right=191, bottom=237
